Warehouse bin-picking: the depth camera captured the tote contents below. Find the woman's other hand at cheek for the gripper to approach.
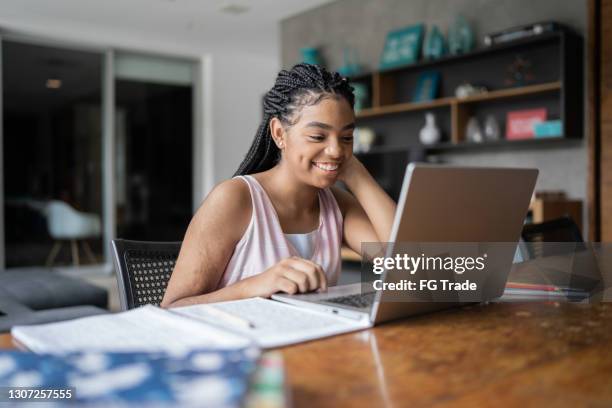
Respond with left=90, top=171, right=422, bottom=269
left=337, top=155, right=368, bottom=187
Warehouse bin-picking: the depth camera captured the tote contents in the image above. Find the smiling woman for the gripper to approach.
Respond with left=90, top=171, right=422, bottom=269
left=161, top=63, right=397, bottom=308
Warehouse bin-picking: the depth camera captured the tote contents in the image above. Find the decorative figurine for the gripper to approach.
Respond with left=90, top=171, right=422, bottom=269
left=301, top=47, right=322, bottom=66
left=338, top=47, right=363, bottom=77
left=355, top=127, right=376, bottom=152
left=448, top=15, right=475, bottom=55
left=466, top=117, right=484, bottom=143
left=423, top=26, right=446, bottom=60
left=455, top=82, right=488, bottom=99
left=484, top=115, right=501, bottom=141
left=505, top=54, right=535, bottom=87
left=419, top=112, right=441, bottom=145
left=352, top=83, right=369, bottom=112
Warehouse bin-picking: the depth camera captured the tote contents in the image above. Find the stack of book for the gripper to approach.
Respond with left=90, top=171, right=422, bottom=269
left=501, top=282, right=589, bottom=302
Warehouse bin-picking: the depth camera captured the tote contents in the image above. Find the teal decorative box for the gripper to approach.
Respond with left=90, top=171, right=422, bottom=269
left=533, top=120, right=562, bottom=138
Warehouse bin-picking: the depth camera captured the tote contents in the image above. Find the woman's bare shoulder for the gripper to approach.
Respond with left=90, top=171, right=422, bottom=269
left=192, top=178, right=252, bottom=240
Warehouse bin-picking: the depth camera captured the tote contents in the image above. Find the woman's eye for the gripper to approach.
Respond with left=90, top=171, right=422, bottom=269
left=308, top=135, right=325, bottom=141
left=342, top=135, right=354, bottom=143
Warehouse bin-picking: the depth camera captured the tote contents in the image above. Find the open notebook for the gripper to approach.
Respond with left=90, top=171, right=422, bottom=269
left=12, top=297, right=371, bottom=353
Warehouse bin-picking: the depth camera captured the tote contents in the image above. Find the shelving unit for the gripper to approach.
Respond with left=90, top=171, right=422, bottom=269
left=349, top=29, right=583, bottom=151
left=341, top=29, right=584, bottom=263
left=357, top=81, right=562, bottom=143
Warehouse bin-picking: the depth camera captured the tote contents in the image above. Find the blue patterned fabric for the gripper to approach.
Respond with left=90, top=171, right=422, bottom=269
left=0, top=347, right=259, bottom=407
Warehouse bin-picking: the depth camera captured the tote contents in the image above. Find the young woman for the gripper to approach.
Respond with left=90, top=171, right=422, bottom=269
left=161, top=63, right=396, bottom=308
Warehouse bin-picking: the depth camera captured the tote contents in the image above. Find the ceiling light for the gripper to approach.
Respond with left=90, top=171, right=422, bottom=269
left=219, top=2, right=250, bottom=15
left=46, top=79, right=62, bottom=89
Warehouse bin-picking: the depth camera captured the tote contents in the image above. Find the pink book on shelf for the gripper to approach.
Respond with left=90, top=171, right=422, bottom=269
left=505, top=108, right=547, bottom=140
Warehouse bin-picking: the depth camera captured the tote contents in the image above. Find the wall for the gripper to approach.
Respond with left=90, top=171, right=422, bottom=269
left=281, top=0, right=589, bottom=231
left=211, top=52, right=278, bottom=184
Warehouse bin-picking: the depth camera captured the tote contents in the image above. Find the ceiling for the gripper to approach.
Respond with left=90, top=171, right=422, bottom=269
left=0, top=0, right=335, bottom=57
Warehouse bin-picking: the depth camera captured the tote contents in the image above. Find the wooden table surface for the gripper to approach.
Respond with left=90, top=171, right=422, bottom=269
left=2, top=301, right=612, bottom=407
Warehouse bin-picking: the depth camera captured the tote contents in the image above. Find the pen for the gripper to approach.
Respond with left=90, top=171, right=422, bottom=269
left=205, top=306, right=257, bottom=330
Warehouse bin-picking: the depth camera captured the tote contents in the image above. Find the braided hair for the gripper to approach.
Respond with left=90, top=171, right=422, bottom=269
left=234, top=63, right=355, bottom=176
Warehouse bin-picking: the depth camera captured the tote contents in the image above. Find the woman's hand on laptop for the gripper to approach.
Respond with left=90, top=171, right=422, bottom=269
left=241, top=257, right=328, bottom=298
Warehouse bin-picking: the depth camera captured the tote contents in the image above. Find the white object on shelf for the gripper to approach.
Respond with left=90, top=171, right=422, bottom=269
left=466, top=117, right=484, bottom=143
left=484, top=114, right=501, bottom=141
left=355, top=127, right=376, bottom=152
left=419, top=112, right=441, bottom=145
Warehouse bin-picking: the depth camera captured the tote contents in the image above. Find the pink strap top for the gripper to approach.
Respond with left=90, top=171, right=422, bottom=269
left=217, top=175, right=343, bottom=289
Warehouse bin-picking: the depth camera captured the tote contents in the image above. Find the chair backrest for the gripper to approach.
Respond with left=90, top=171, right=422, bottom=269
left=521, top=216, right=584, bottom=258
left=111, top=239, right=181, bottom=310
left=46, top=200, right=101, bottom=239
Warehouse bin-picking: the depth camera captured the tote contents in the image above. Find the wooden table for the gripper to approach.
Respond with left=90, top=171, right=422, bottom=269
left=2, top=302, right=612, bottom=407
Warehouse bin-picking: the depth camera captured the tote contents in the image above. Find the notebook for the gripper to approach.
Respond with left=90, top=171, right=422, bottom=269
left=11, top=298, right=369, bottom=353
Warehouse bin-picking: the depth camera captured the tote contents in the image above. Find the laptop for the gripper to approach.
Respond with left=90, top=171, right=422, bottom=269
left=272, top=163, right=539, bottom=324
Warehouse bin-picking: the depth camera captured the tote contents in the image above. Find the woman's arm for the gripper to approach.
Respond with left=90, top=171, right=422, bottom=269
left=161, top=179, right=252, bottom=307
left=333, top=157, right=397, bottom=253
left=161, top=179, right=328, bottom=308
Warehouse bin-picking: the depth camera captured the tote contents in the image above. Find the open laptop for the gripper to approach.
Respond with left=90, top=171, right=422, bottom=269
left=272, top=163, right=539, bottom=324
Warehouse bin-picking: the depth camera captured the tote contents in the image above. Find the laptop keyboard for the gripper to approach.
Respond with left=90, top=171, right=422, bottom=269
left=325, top=292, right=376, bottom=309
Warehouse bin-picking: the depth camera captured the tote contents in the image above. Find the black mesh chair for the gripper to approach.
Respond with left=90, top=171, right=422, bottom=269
left=111, top=239, right=181, bottom=310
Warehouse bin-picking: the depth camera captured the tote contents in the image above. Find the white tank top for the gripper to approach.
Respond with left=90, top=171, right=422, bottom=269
left=284, top=230, right=317, bottom=259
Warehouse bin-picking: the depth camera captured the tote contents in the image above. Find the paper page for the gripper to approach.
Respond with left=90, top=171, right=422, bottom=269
left=175, top=298, right=370, bottom=348
left=12, top=305, right=252, bottom=354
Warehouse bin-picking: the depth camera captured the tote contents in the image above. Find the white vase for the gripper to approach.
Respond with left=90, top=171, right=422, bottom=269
left=419, top=112, right=441, bottom=145
left=466, top=117, right=483, bottom=143
left=483, top=114, right=501, bottom=141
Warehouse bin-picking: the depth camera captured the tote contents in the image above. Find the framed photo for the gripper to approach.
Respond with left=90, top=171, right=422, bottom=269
left=380, top=24, right=424, bottom=70
left=412, top=71, right=440, bottom=102
left=505, top=108, right=547, bottom=140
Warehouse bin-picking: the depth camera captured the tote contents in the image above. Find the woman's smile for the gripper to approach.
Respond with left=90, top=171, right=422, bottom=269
left=312, top=161, right=341, bottom=173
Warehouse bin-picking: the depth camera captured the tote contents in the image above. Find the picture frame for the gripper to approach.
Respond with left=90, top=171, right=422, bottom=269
left=412, top=71, right=440, bottom=102
left=380, top=24, right=424, bottom=70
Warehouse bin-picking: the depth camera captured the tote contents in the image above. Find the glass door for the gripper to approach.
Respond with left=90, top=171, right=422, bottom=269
left=114, top=53, right=194, bottom=241
left=2, top=40, right=104, bottom=267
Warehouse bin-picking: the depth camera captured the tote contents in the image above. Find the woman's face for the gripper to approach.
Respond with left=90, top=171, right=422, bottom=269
left=277, top=96, right=355, bottom=189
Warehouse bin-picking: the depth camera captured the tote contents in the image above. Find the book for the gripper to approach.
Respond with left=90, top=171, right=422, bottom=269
left=11, top=297, right=370, bottom=354
left=499, top=281, right=589, bottom=302
left=0, top=347, right=259, bottom=406
left=505, top=108, right=547, bottom=140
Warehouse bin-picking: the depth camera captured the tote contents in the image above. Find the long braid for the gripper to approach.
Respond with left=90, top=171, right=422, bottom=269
left=234, top=63, right=355, bottom=176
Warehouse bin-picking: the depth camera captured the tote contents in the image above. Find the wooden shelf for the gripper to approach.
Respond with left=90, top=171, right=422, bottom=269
left=357, top=97, right=455, bottom=118
left=425, top=136, right=581, bottom=153
left=353, top=136, right=581, bottom=156
left=456, top=81, right=561, bottom=104
left=355, top=82, right=561, bottom=120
